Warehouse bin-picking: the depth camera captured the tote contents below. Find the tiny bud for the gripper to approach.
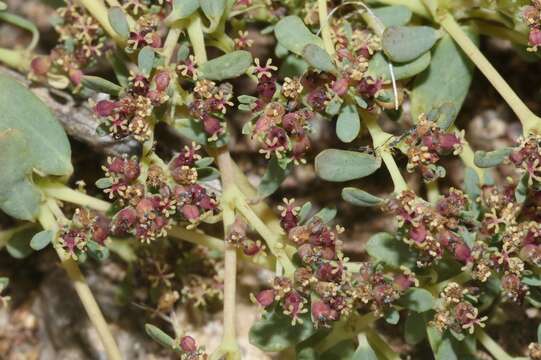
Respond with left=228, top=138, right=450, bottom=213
left=530, top=28, right=541, bottom=47
left=180, top=335, right=197, bottom=352
left=255, top=289, right=275, bottom=307
left=154, top=71, right=171, bottom=91
left=95, top=100, right=116, bottom=117
left=30, top=56, right=51, bottom=76
left=182, top=204, right=200, bottom=221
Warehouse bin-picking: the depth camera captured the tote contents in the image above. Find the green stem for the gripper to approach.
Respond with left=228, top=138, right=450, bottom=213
left=456, top=129, right=485, bottom=181
left=234, top=193, right=296, bottom=277
left=438, top=12, right=541, bottom=134
left=361, top=111, right=408, bottom=192
left=213, top=148, right=241, bottom=360
left=38, top=203, right=122, bottom=360
left=162, top=26, right=183, bottom=65
left=187, top=15, right=208, bottom=64
left=475, top=328, right=514, bottom=360
left=318, top=0, right=335, bottom=56
left=0, top=48, right=29, bottom=72
left=40, top=182, right=110, bottom=212
left=365, top=328, right=400, bottom=360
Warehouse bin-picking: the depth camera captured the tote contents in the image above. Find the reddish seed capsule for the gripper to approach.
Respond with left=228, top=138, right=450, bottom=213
left=180, top=335, right=197, bottom=352
left=311, top=300, right=332, bottom=321
left=154, top=71, right=170, bottom=92
left=530, top=28, right=541, bottom=47
left=393, top=274, right=413, bottom=291
left=68, top=68, right=83, bottom=85
left=112, top=207, right=137, bottom=236
left=242, top=239, right=261, bottom=256
left=182, top=204, right=200, bottom=221
left=332, top=77, right=349, bottom=97
left=95, top=100, right=116, bottom=117
left=202, top=116, right=221, bottom=136
left=255, top=289, right=275, bottom=307
left=454, top=242, right=472, bottom=263
left=30, top=56, right=51, bottom=76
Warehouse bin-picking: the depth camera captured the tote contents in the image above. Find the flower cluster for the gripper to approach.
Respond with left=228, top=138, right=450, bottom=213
left=509, top=133, right=541, bottom=185
left=253, top=200, right=417, bottom=327
left=30, top=1, right=106, bottom=87
left=395, top=114, right=464, bottom=182
left=95, top=70, right=171, bottom=141
left=58, top=208, right=110, bottom=260
left=100, top=145, right=219, bottom=243
left=431, top=282, right=487, bottom=335
left=225, top=217, right=267, bottom=257
left=386, top=189, right=472, bottom=267
left=523, top=0, right=541, bottom=51
left=122, top=2, right=167, bottom=52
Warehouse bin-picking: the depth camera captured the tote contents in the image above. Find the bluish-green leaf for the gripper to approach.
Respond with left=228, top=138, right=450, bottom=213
left=274, top=16, right=324, bottom=55
left=145, top=324, right=177, bottom=350
left=302, top=44, right=336, bottom=73
left=173, top=118, right=208, bottom=144
left=474, top=148, right=512, bottom=168
left=515, top=174, right=529, bottom=203
left=313, top=207, right=337, bottom=224
left=108, top=7, right=130, bottom=39
left=199, top=0, right=225, bottom=29
left=197, top=167, right=220, bottom=182
left=398, top=288, right=435, bottom=312
left=463, top=168, right=481, bottom=202
left=336, top=104, right=360, bottom=143
left=30, top=230, right=53, bottom=251
left=411, top=32, right=477, bottom=123
left=0, top=74, right=72, bottom=176
left=315, top=149, right=381, bottom=182
left=0, top=129, right=32, bottom=196
left=138, top=46, right=155, bottom=77
left=382, top=26, right=438, bottom=62
left=366, top=232, right=416, bottom=269
left=166, top=0, right=199, bottom=23
left=342, top=187, right=383, bottom=207
left=298, top=202, right=313, bottom=224
left=249, top=310, right=315, bottom=352
left=199, top=50, right=252, bottom=80
left=1, top=180, right=41, bottom=221
left=367, top=51, right=431, bottom=81
left=373, top=5, right=412, bottom=27
left=82, top=75, right=122, bottom=96
left=87, top=240, right=110, bottom=261
left=384, top=308, right=400, bottom=324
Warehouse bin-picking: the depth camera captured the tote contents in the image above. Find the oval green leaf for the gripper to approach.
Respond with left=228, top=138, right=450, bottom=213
left=108, top=7, right=129, bottom=39
left=6, top=226, right=37, bottom=259
left=81, top=75, right=122, bottom=96
left=0, top=74, right=72, bottom=176
left=274, top=16, right=324, bottom=56
left=382, top=26, right=438, bottom=63
left=365, top=232, right=416, bottom=269
left=165, top=0, right=199, bottom=23
left=398, top=288, right=435, bottom=312
left=30, top=230, right=53, bottom=251
left=199, top=50, right=253, bottom=81
left=138, top=46, right=155, bottom=77
left=368, top=52, right=431, bottom=81
left=249, top=310, right=315, bottom=352
left=373, top=5, right=412, bottom=27
left=258, top=156, right=291, bottom=199
left=302, top=44, right=336, bottom=73
left=405, top=311, right=427, bottom=345
left=315, top=149, right=381, bottom=182
left=342, top=187, right=383, bottom=207
left=474, top=148, right=513, bottom=168
left=336, top=104, right=360, bottom=143
left=145, top=324, right=177, bottom=350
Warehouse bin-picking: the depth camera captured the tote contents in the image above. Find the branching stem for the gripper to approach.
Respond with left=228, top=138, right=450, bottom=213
left=318, top=0, right=335, bottom=55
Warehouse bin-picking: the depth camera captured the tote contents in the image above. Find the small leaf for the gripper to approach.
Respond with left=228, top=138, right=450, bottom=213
left=274, top=16, right=324, bottom=56
left=6, top=226, right=37, bottom=259
left=199, top=0, right=225, bottom=29
left=384, top=308, right=400, bottom=325
left=515, top=174, right=529, bottom=203
left=199, top=51, right=253, bottom=81
left=197, top=167, right=220, bottom=182
left=342, top=187, right=383, bottom=207
left=1, top=180, right=41, bottom=221
left=195, top=157, right=214, bottom=168
left=473, top=148, right=512, bottom=168
left=238, top=95, right=258, bottom=105
left=353, top=333, right=378, bottom=360
left=365, top=232, right=416, bottom=269
left=315, top=149, right=381, bottom=182
left=382, top=26, right=439, bottom=62
left=463, top=168, right=481, bottom=201
left=95, top=177, right=113, bottom=189
left=434, top=103, right=458, bottom=130
left=373, top=5, right=412, bottom=27
left=258, top=157, right=290, bottom=199
left=30, top=230, right=53, bottom=251
left=138, top=46, right=155, bottom=77
left=367, top=52, right=431, bottom=81
left=108, top=7, right=129, bottom=39
left=82, top=75, right=122, bottom=96
left=336, top=104, right=360, bottom=143
left=249, top=310, right=315, bottom=352
left=398, top=288, right=435, bottom=312
left=165, top=0, right=199, bottom=23
left=302, top=44, right=336, bottom=73
left=177, top=42, right=190, bottom=61
left=0, top=129, right=32, bottom=197
left=410, top=31, right=477, bottom=123
left=313, top=207, right=337, bottom=224
left=523, top=276, right=541, bottom=287
left=325, top=97, right=343, bottom=116
left=298, top=202, right=312, bottom=224
left=87, top=240, right=110, bottom=261
left=145, top=324, right=177, bottom=350
left=173, top=118, right=208, bottom=144
left=0, top=74, right=72, bottom=176
left=405, top=311, right=427, bottom=345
